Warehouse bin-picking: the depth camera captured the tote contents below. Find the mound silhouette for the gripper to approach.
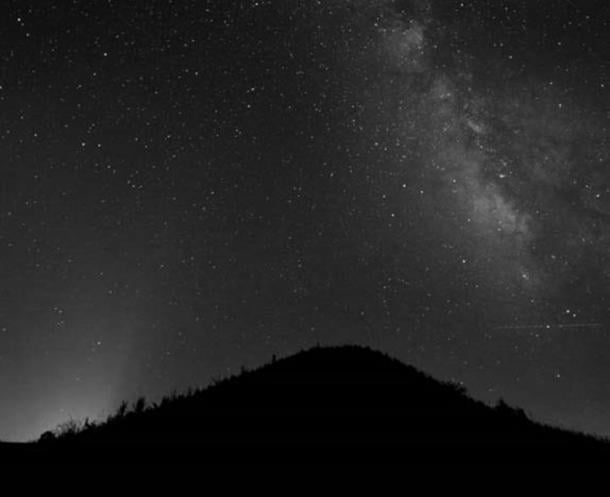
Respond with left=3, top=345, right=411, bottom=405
left=6, top=345, right=610, bottom=465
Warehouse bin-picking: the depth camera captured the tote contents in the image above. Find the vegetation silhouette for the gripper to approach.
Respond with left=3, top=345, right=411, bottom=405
left=4, top=345, right=610, bottom=464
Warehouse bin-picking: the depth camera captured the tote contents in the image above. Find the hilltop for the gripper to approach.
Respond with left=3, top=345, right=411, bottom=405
left=4, top=345, right=610, bottom=465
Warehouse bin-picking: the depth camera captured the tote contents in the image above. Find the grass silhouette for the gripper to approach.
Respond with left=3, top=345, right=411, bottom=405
left=3, top=345, right=610, bottom=465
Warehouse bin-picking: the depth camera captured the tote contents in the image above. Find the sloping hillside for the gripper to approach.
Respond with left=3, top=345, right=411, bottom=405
left=6, top=345, right=610, bottom=465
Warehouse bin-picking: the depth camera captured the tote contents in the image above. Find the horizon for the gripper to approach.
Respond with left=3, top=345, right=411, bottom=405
left=12, top=342, right=610, bottom=444
left=29, top=343, right=610, bottom=445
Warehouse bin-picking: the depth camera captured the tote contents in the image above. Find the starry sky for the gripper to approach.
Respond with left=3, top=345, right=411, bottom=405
left=1, top=0, right=610, bottom=442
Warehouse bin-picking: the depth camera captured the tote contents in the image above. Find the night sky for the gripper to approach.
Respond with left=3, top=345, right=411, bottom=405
left=1, top=0, right=610, bottom=442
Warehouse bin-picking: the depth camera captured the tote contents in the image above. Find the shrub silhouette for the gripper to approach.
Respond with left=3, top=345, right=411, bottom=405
left=117, top=400, right=128, bottom=418
left=132, top=396, right=147, bottom=414
left=39, top=431, right=56, bottom=444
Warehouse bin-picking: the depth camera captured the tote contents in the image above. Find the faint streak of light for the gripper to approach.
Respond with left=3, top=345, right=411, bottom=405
left=494, top=323, right=603, bottom=331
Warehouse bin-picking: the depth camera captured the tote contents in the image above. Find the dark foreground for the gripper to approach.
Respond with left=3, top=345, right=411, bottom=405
left=3, top=346, right=610, bottom=467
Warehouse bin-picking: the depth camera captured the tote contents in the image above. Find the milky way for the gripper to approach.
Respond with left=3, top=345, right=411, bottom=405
left=1, top=0, right=610, bottom=440
left=377, top=0, right=610, bottom=317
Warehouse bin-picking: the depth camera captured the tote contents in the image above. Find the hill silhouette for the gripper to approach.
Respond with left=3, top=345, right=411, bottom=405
left=3, top=345, right=610, bottom=465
